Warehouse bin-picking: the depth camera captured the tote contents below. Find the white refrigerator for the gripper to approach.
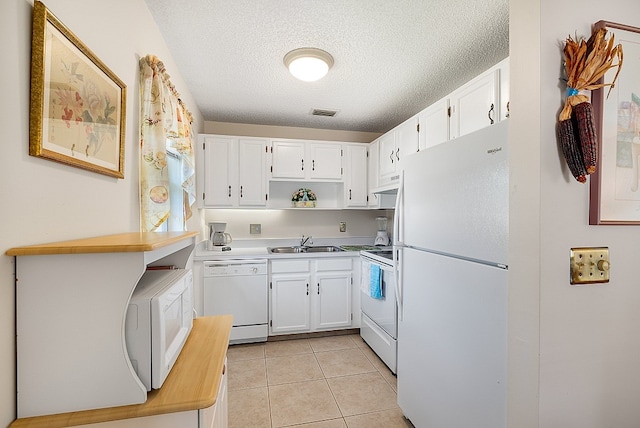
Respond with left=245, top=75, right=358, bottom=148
left=395, top=121, right=508, bottom=428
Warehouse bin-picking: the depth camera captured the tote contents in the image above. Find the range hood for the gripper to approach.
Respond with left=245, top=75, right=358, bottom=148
left=371, top=183, right=398, bottom=195
left=371, top=183, right=398, bottom=209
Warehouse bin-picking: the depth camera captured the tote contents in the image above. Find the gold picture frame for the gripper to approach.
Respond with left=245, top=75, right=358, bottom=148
left=30, top=1, right=126, bottom=178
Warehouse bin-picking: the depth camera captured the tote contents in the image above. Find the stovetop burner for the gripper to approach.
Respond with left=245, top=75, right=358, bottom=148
left=360, top=247, right=395, bottom=265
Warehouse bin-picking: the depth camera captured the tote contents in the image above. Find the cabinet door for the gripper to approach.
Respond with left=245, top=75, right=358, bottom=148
left=449, top=69, right=499, bottom=139
left=308, top=142, right=343, bottom=180
left=315, top=272, right=352, bottom=329
left=199, top=358, right=227, bottom=428
left=344, top=144, right=368, bottom=207
left=271, top=140, right=306, bottom=179
left=238, top=138, right=267, bottom=207
left=203, top=136, right=235, bottom=207
left=498, top=58, right=510, bottom=121
left=378, top=132, right=397, bottom=183
left=420, top=97, right=450, bottom=150
left=270, top=274, right=311, bottom=333
left=367, top=140, right=381, bottom=208
left=395, top=116, right=419, bottom=166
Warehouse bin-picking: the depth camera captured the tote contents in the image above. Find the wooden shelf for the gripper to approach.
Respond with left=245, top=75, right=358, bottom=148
left=10, top=315, right=232, bottom=428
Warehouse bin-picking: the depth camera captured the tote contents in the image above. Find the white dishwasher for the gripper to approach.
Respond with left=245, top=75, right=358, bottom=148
left=203, top=259, right=268, bottom=344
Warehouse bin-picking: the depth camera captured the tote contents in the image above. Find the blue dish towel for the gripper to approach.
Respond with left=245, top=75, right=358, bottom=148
left=369, top=264, right=383, bottom=299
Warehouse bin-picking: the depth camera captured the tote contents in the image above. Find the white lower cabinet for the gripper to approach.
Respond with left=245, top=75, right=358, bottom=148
left=200, top=358, right=228, bottom=428
left=270, top=257, right=355, bottom=335
left=270, top=259, right=312, bottom=333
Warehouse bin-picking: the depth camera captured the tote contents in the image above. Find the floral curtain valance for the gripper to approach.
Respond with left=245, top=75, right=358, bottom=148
left=139, top=54, right=195, bottom=231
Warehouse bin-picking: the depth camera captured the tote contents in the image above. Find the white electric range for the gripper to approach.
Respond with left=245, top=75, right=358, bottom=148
left=359, top=248, right=397, bottom=374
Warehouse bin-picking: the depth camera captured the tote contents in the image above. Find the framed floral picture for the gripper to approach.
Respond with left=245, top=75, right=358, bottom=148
left=590, top=21, right=640, bottom=224
left=29, top=1, right=126, bottom=178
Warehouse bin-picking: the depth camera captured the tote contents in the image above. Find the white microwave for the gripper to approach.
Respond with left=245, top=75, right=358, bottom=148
left=125, top=268, right=193, bottom=391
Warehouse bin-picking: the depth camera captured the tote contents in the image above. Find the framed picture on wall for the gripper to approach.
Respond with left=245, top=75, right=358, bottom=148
left=590, top=21, right=640, bottom=224
left=29, top=1, right=126, bottom=179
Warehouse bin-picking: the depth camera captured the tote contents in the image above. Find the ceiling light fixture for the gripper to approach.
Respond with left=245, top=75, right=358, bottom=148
left=284, top=48, right=334, bottom=82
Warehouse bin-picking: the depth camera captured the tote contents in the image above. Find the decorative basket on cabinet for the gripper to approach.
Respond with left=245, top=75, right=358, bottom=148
left=292, top=188, right=317, bottom=208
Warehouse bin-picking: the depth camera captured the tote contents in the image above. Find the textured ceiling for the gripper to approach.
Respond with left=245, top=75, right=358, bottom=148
left=144, top=0, right=509, bottom=134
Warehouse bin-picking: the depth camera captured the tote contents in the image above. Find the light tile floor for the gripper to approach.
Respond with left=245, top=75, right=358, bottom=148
left=227, top=333, right=414, bottom=428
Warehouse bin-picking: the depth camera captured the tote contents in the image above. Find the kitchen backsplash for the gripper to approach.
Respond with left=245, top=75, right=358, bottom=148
left=203, top=209, right=390, bottom=240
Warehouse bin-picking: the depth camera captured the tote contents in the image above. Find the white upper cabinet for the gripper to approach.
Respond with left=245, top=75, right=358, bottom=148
left=202, top=135, right=268, bottom=208
left=367, top=139, right=381, bottom=208
left=419, top=97, right=450, bottom=150
left=395, top=115, right=420, bottom=162
left=271, top=140, right=343, bottom=181
left=449, top=66, right=501, bottom=139
left=377, top=131, right=398, bottom=186
left=308, top=142, right=343, bottom=180
left=237, top=138, right=269, bottom=206
left=498, top=58, right=510, bottom=121
left=203, top=136, right=234, bottom=208
left=270, top=140, right=306, bottom=179
left=343, top=144, right=368, bottom=208
left=377, top=115, right=419, bottom=188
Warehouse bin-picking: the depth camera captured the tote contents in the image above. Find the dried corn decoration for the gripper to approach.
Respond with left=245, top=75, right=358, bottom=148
left=558, top=27, right=623, bottom=182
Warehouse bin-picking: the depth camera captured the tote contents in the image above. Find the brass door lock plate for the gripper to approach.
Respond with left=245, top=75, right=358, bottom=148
left=570, top=247, right=610, bottom=285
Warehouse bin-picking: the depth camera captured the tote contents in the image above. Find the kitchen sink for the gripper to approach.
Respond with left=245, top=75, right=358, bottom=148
left=267, top=246, right=343, bottom=254
left=304, top=246, right=343, bottom=253
left=268, top=246, right=306, bottom=253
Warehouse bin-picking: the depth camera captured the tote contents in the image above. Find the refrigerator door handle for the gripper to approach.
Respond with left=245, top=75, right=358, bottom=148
left=393, top=171, right=404, bottom=245
left=393, top=171, right=404, bottom=320
left=394, top=247, right=403, bottom=321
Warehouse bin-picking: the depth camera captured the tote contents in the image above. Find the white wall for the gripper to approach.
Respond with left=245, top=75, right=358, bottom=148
left=204, top=209, right=385, bottom=240
left=205, top=121, right=381, bottom=143
left=509, top=0, right=640, bottom=427
left=0, top=0, right=203, bottom=424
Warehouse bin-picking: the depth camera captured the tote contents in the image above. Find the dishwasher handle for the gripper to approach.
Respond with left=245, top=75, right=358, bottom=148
left=204, top=259, right=268, bottom=276
left=204, top=260, right=267, bottom=268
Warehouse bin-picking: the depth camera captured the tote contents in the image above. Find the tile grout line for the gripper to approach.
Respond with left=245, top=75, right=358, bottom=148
left=228, top=335, right=400, bottom=427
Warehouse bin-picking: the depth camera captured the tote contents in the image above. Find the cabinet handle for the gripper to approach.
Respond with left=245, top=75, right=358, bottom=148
left=395, top=148, right=400, bottom=161
left=228, top=185, right=231, bottom=197
left=506, top=101, right=510, bottom=118
left=349, top=189, right=352, bottom=200
left=306, top=283, right=309, bottom=295
left=488, top=103, right=495, bottom=125
left=301, top=159, right=304, bottom=171
left=240, top=185, right=243, bottom=198
left=317, top=283, right=320, bottom=295
left=390, top=151, right=394, bottom=163
left=312, top=159, right=315, bottom=171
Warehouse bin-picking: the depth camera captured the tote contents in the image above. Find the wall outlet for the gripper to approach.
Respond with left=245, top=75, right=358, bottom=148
left=250, top=224, right=261, bottom=234
left=339, top=222, right=346, bottom=232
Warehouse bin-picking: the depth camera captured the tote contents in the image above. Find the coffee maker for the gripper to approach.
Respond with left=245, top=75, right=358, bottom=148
left=208, top=222, right=233, bottom=250
left=374, top=216, right=390, bottom=246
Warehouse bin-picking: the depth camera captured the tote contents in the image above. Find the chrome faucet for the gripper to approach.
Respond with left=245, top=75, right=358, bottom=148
left=300, top=234, right=312, bottom=247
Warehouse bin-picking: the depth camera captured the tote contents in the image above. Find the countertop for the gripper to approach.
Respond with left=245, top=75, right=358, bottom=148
left=193, top=237, right=377, bottom=261
left=5, top=231, right=199, bottom=256
left=10, top=315, right=232, bottom=428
